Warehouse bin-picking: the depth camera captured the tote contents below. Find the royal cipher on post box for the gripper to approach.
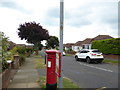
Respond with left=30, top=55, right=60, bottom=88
left=45, top=50, right=61, bottom=88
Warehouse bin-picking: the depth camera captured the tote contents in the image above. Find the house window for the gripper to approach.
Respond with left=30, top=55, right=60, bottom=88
left=87, top=45, right=89, bottom=49
left=83, top=45, right=85, bottom=49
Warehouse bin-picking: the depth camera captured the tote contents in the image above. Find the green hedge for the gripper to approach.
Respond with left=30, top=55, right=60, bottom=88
left=92, top=38, right=120, bottom=54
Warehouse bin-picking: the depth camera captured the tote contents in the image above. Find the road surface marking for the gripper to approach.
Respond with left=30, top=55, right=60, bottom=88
left=78, top=62, right=113, bottom=72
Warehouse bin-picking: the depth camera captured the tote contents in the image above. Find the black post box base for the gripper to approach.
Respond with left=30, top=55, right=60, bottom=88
left=46, top=83, right=57, bottom=89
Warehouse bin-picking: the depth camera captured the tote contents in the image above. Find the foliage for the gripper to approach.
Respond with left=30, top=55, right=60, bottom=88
left=68, top=48, right=73, bottom=51
left=10, top=46, right=33, bottom=56
left=25, top=48, right=33, bottom=53
left=33, top=43, right=43, bottom=50
left=46, top=36, right=59, bottom=49
left=0, top=32, right=11, bottom=70
left=10, top=47, right=19, bottom=55
left=17, top=21, right=49, bottom=50
left=92, top=38, right=120, bottom=54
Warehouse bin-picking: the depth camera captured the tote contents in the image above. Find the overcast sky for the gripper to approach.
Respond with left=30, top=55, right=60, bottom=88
left=0, top=0, right=119, bottom=45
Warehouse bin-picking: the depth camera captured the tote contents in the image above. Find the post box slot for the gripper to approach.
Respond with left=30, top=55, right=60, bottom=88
left=47, top=55, right=55, bottom=59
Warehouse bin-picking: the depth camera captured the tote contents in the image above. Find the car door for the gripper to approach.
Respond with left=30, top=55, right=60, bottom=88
left=78, top=50, right=85, bottom=59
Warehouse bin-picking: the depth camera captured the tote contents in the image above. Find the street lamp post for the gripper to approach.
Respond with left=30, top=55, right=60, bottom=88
left=59, top=0, right=64, bottom=88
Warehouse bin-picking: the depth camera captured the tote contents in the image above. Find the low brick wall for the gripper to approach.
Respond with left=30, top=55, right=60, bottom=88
left=103, top=54, right=120, bottom=60
left=65, top=51, right=76, bottom=54
left=2, top=55, right=20, bottom=88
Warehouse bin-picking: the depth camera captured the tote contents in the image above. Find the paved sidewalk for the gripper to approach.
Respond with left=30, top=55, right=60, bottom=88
left=8, top=57, right=40, bottom=88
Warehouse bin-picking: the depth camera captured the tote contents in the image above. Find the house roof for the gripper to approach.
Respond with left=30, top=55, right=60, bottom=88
left=82, top=38, right=93, bottom=44
left=8, top=41, right=16, bottom=50
left=64, top=35, right=114, bottom=47
left=92, top=35, right=113, bottom=41
left=74, top=41, right=83, bottom=46
left=16, top=44, right=26, bottom=47
left=64, top=43, right=75, bottom=48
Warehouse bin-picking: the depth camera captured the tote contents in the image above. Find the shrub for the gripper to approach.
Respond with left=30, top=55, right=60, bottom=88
left=92, top=38, right=120, bottom=54
left=0, top=32, right=11, bottom=71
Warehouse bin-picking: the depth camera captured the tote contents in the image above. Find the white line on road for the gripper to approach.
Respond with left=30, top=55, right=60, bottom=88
left=78, top=62, right=113, bottom=72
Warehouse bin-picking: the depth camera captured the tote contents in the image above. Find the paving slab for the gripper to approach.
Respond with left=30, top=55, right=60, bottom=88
left=8, top=57, right=40, bottom=88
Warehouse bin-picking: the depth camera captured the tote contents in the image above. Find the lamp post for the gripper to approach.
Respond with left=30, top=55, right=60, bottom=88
left=59, top=0, right=64, bottom=88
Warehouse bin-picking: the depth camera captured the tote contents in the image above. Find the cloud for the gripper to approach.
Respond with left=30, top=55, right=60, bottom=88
left=47, top=7, right=59, bottom=19
left=65, top=10, right=92, bottom=27
left=0, top=0, right=31, bottom=14
left=42, top=7, right=59, bottom=26
left=0, top=0, right=118, bottom=44
left=64, top=1, right=118, bottom=28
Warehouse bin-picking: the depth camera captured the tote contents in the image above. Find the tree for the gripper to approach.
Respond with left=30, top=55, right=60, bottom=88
left=17, top=21, right=49, bottom=48
left=46, top=36, right=59, bottom=49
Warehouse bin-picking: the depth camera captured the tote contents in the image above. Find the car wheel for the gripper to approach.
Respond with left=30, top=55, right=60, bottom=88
left=75, top=56, right=79, bottom=61
left=86, top=57, right=91, bottom=64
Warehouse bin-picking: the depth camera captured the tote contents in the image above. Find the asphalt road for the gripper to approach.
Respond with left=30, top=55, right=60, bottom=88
left=62, top=56, right=119, bottom=88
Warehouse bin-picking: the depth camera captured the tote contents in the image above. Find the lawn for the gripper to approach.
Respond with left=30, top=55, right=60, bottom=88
left=38, top=76, right=80, bottom=88
left=34, top=57, right=46, bottom=69
left=103, top=59, right=120, bottom=65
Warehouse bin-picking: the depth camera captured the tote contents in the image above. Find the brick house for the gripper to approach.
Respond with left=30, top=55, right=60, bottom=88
left=82, top=35, right=114, bottom=49
left=82, top=38, right=93, bottom=49
left=64, top=43, right=75, bottom=51
left=72, top=41, right=83, bottom=52
left=64, top=35, right=114, bottom=52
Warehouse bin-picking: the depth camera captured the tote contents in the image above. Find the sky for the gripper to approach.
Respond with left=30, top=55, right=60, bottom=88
left=0, top=0, right=119, bottom=45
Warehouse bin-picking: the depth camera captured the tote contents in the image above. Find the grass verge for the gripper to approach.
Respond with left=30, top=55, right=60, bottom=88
left=65, top=54, right=74, bottom=56
left=103, top=59, right=120, bottom=65
left=34, top=55, right=42, bottom=58
left=38, top=76, right=80, bottom=88
left=62, top=77, right=80, bottom=88
left=34, top=58, right=46, bottom=69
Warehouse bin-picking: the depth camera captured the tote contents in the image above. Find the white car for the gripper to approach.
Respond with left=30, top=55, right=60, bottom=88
left=63, top=51, right=66, bottom=56
left=75, top=49, right=104, bottom=63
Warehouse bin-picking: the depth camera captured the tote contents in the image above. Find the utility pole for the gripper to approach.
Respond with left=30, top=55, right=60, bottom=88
left=59, top=0, right=64, bottom=88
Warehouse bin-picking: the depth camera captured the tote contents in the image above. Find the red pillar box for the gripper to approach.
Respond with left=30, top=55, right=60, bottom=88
left=45, top=50, right=61, bottom=88
left=56, top=52, right=61, bottom=77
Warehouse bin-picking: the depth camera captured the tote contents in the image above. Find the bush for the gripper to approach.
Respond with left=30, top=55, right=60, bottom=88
left=2, top=60, right=9, bottom=71
left=0, top=32, right=11, bottom=71
left=16, top=47, right=26, bottom=55
left=92, top=38, right=120, bottom=54
left=10, top=46, right=33, bottom=56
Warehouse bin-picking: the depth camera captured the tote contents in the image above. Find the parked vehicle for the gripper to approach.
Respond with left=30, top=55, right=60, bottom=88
left=63, top=51, right=66, bottom=56
left=75, top=49, right=104, bottom=63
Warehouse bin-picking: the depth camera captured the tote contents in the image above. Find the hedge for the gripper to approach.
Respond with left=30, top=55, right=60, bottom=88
left=92, top=38, right=120, bottom=54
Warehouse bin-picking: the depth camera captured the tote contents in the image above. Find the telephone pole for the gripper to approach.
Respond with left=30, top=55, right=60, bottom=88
left=59, top=0, right=64, bottom=88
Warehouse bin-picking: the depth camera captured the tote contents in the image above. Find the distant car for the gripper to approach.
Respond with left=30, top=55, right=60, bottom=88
left=63, top=51, right=66, bottom=56
left=75, top=49, right=104, bottom=63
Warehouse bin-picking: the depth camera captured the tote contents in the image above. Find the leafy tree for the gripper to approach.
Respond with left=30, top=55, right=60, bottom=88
left=17, top=21, right=49, bottom=49
left=46, top=36, right=59, bottom=49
